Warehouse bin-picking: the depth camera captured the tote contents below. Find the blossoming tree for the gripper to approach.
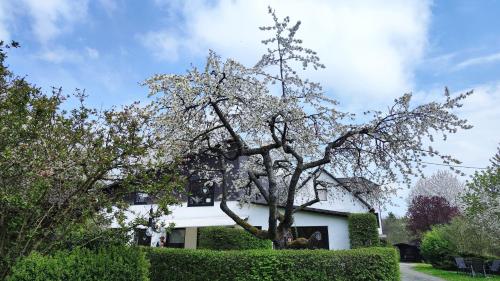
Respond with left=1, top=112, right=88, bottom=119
left=145, top=8, right=472, bottom=247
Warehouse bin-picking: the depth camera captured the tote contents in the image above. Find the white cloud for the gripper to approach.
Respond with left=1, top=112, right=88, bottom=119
left=38, top=46, right=84, bottom=63
left=38, top=46, right=100, bottom=63
left=434, top=83, right=500, bottom=169
left=453, top=52, right=500, bottom=71
left=0, top=0, right=14, bottom=42
left=85, top=47, right=99, bottom=59
left=138, top=31, right=182, bottom=61
left=98, top=0, right=118, bottom=16
left=142, top=0, right=431, bottom=102
left=386, top=82, right=500, bottom=216
left=6, top=0, right=89, bottom=44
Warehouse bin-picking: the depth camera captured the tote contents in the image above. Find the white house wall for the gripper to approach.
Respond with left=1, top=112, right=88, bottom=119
left=117, top=201, right=353, bottom=250
left=295, top=172, right=370, bottom=213
left=242, top=203, right=352, bottom=250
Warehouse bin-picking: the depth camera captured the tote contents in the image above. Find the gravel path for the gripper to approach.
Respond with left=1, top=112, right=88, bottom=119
left=400, top=263, right=446, bottom=281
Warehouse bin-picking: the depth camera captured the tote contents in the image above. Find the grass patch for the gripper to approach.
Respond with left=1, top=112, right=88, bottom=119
left=413, top=263, right=500, bottom=281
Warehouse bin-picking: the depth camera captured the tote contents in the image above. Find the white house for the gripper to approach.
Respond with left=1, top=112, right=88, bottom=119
left=113, top=169, right=382, bottom=250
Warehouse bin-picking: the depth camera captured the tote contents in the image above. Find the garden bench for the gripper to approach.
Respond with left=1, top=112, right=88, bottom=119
left=454, top=257, right=471, bottom=275
left=466, top=258, right=487, bottom=278
left=489, top=260, right=500, bottom=275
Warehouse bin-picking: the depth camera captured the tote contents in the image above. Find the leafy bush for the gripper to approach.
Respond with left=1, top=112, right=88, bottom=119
left=348, top=213, right=380, bottom=248
left=56, top=224, right=132, bottom=251
left=421, top=217, right=500, bottom=269
left=145, top=247, right=399, bottom=281
left=197, top=226, right=272, bottom=250
left=7, top=246, right=149, bottom=281
left=420, top=226, right=455, bottom=269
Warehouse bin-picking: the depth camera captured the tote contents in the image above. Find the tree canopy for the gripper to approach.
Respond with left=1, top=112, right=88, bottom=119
left=407, top=170, right=465, bottom=209
left=406, top=195, right=460, bottom=237
left=145, top=8, right=472, bottom=246
left=382, top=213, right=412, bottom=245
left=0, top=41, right=183, bottom=278
left=463, top=147, right=500, bottom=244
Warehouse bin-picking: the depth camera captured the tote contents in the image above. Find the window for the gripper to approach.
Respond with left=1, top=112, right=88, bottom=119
left=134, top=228, right=151, bottom=246
left=166, top=228, right=185, bottom=248
left=314, top=179, right=328, bottom=201
left=187, top=181, right=215, bottom=207
left=317, top=188, right=328, bottom=201
left=134, top=192, right=150, bottom=205
left=291, top=226, right=329, bottom=249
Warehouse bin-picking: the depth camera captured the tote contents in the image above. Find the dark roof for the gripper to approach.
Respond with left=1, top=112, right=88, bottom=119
left=251, top=202, right=350, bottom=217
left=393, top=240, right=420, bottom=247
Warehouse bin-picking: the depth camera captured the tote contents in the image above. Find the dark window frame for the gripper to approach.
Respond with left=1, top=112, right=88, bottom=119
left=317, top=187, right=328, bottom=201
left=166, top=228, right=186, bottom=248
left=187, top=180, right=215, bottom=207
left=291, top=226, right=329, bottom=249
left=133, top=192, right=150, bottom=205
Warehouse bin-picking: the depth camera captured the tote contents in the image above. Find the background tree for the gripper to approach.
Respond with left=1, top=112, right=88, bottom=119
left=382, top=212, right=412, bottom=245
left=406, top=195, right=460, bottom=237
left=0, top=41, right=183, bottom=278
left=146, top=8, right=471, bottom=248
left=462, top=147, right=500, bottom=251
left=407, top=170, right=466, bottom=209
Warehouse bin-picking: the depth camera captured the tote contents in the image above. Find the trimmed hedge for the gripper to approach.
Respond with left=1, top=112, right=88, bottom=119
left=197, top=226, right=272, bottom=250
left=7, top=246, right=149, bottom=281
left=348, top=213, right=380, bottom=248
left=145, top=247, right=399, bottom=281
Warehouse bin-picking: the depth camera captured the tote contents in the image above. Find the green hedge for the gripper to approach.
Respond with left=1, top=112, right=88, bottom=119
left=348, top=213, right=380, bottom=248
left=145, top=247, right=399, bottom=281
left=197, top=226, right=272, bottom=250
left=7, top=246, right=149, bottom=281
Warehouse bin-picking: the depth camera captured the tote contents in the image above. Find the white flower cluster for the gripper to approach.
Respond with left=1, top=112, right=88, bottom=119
left=144, top=7, right=472, bottom=238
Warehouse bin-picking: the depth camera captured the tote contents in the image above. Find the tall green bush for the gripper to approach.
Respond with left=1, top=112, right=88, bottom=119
left=420, top=226, right=455, bottom=269
left=145, top=247, right=399, bottom=281
left=7, top=246, right=149, bottom=281
left=198, top=227, right=272, bottom=250
left=348, top=213, right=380, bottom=248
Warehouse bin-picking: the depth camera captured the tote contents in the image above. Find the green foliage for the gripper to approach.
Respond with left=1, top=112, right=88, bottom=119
left=57, top=223, right=132, bottom=251
left=421, top=217, right=500, bottom=269
left=348, top=213, right=380, bottom=248
left=7, top=246, right=149, bottom=281
left=421, top=226, right=455, bottom=269
left=198, top=227, right=272, bottom=250
left=0, top=42, right=184, bottom=278
left=462, top=150, right=500, bottom=253
left=382, top=212, right=412, bottom=245
left=145, top=247, right=399, bottom=281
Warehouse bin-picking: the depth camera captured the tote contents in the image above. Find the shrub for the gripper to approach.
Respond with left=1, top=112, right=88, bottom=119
left=421, top=218, right=500, bottom=269
left=7, top=246, right=149, bottom=281
left=145, top=247, right=399, bottom=281
left=348, top=213, right=380, bottom=248
left=420, top=226, right=455, bottom=269
left=58, top=225, right=132, bottom=251
left=197, top=226, right=272, bottom=250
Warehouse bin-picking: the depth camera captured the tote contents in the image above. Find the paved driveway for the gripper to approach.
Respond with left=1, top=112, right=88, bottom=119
left=400, top=263, right=445, bottom=281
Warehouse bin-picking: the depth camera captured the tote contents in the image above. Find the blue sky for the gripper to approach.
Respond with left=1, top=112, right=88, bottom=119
left=1, top=0, right=499, bottom=216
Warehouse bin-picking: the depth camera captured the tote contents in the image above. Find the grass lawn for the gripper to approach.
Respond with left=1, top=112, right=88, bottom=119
left=413, top=264, right=500, bottom=281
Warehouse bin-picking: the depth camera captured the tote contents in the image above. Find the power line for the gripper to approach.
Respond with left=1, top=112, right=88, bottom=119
left=420, top=161, right=487, bottom=170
